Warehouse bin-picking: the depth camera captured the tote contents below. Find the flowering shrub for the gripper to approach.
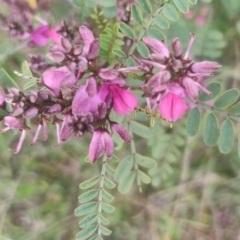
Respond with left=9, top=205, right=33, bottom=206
left=0, top=0, right=240, bottom=239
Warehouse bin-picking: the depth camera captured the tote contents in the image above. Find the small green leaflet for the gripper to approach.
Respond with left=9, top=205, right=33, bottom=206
left=79, top=213, right=98, bottom=228
left=162, top=4, right=179, bottom=21
left=135, top=153, right=157, bottom=168
left=187, top=107, right=200, bottom=136
left=101, top=203, right=115, bottom=213
left=218, top=119, right=234, bottom=154
left=79, top=176, right=99, bottom=189
left=102, top=189, right=114, bottom=202
left=118, top=172, right=136, bottom=193
left=138, top=0, right=152, bottom=13
left=74, top=202, right=98, bottom=216
left=100, top=226, right=112, bottom=236
left=230, top=102, right=240, bottom=115
left=138, top=170, right=151, bottom=184
left=203, top=113, right=219, bottom=146
left=0, top=68, right=19, bottom=88
left=104, top=177, right=116, bottom=189
left=100, top=214, right=110, bottom=225
left=154, top=15, right=170, bottom=29
left=119, top=22, right=135, bottom=39
left=76, top=225, right=98, bottom=240
left=78, top=189, right=99, bottom=203
left=214, top=89, right=239, bottom=109
left=131, top=121, right=152, bottom=138
left=137, top=42, right=150, bottom=58
left=115, top=155, right=133, bottom=182
left=173, top=0, right=189, bottom=13
left=131, top=4, right=143, bottom=25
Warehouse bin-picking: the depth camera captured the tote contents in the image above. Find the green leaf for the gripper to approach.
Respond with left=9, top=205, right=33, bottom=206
left=230, top=102, right=240, bottom=115
left=21, top=61, right=33, bottom=77
left=119, top=22, right=135, bottom=39
left=76, top=225, right=97, bottom=240
left=173, top=0, right=189, bottom=13
left=105, top=164, right=116, bottom=175
left=96, top=0, right=116, bottom=7
left=131, top=4, right=143, bottom=25
left=138, top=0, right=152, bottom=13
left=78, top=189, right=99, bottom=203
left=102, top=190, right=114, bottom=202
left=147, top=27, right=165, bottom=41
left=79, top=214, right=98, bottom=228
left=101, top=203, right=115, bottom=213
left=114, top=155, right=133, bottom=182
left=112, top=49, right=126, bottom=58
left=100, top=226, right=112, bottom=236
left=162, top=4, right=179, bottom=21
left=138, top=170, right=151, bottom=184
left=154, top=15, right=170, bottom=29
left=126, top=57, right=136, bottom=67
left=79, top=176, right=100, bottom=189
left=118, top=171, right=136, bottom=193
left=75, top=202, right=98, bottom=216
left=24, top=80, right=36, bottom=90
left=131, top=121, right=152, bottom=138
left=0, top=68, right=19, bottom=88
left=218, top=119, right=234, bottom=154
left=187, top=0, right=197, bottom=5
left=137, top=42, right=150, bottom=58
left=203, top=113, right=219, bottom=146
left=187, top=107, right=200, bottom=136
left=100, top=214, right=110, bottom=225
left=199, top=82, right=221, bottom=102
left=110, top=154, right=119, bottom=162
left=104, top=177, right=116, bottom=189
left=135, top=153, right=157, bottom=168
left=214, top=89, right=239, bottom=109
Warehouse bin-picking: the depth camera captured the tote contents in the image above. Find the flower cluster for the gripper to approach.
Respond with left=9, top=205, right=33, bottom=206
left=0, top=19, right=221, bottom=162
left=0, top=23, right=138, bottom=163
left=137, top=34, right=221, bottom=122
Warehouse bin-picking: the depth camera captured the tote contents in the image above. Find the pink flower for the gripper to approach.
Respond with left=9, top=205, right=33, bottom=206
left=72, top=77, right=107, bottom=120
left=41, top=66, right=76, bottom=97
left=28, top=25, right=61, bottom=47
left=159, top=92, right=187, bottom=122
left=89, top=128, right=114, bottom=163
left=108, top=85, right=137, bottom=115
left=110, top=122, right=131, bottom=143
left=0, top=116, right=30, bottom=153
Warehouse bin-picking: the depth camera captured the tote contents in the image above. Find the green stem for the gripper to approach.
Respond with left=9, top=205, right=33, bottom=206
left=97, top=154, right=107, bottom=236
left=191, top=100, right=240, bottom=121
left=128, top=3, right=167, bottom=56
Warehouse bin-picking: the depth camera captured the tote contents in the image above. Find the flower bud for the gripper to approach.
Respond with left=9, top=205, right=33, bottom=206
left=88, top=39, right=100, bottom=60
left=111, top=122, right=131, bottom=143
left=44, top=104, right=62, bottom=115
left=189, top=61, right=221, bottom=73
left=172, top=38, right=183, bottom=58
left=38, top=90, right=49, bottom=101
left=24, top=106, right=38, bottom=118
left=47, top=52, right=65, bottom=63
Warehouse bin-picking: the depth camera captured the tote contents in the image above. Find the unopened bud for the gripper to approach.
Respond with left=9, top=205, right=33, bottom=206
left=172, top=38, right=183, bottom=58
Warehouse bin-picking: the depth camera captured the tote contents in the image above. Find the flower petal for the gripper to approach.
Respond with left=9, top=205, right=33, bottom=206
left=143, top=37, right=170, bottom=58
left=89, top=129, right=103, bottom=163
left=159, top=92, right=187, bottom=122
